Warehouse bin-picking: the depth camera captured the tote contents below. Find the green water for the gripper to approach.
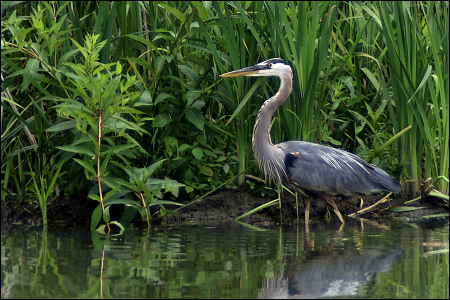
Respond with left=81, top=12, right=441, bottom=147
left=1, top=220, right=448, bottom=299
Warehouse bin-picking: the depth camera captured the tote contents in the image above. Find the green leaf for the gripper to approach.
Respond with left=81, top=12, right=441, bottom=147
left=139, top=90, right=152, bottom=104
left=227, top=79, right=263, bottom=125
left=103, top=115, right=149, bottom=135
left=103, top=206, right=110, bottom=223
left=178, top=65, right=199, bottom=84
left=146, top=178, right=169, bottom=186
left=158, top=3, right=186, bottom=23
left=360, top=67, right=380, bottom=91
left=236, top=199, right=279, bottom=220
left=90, top=205, right=102, bottom=231
left=57, top=49, right=80, bottom=68
left=143, top=159, right=166, bottom=179
left=21, top=58, right=40, bottom=92
left=146, top=200, right=184, bottom=207
left=109, top=221, right=125, bottom=234
left=186, top=90, right=202, bottom=106
left=104, top=197, right=138, bottom=207
left=199, top=165, right=213, bottom=176
left=389, top=206, right=426, bottom=212
left=102, top=144, right=136, bottom=156
left=185, top=108, right=204, bottom=131
left=407, top=65, right=432, bottom=103
left=44, top=161, right=65, bottom=200
left=178, top=144, right=190, bottom=152
left=153, top=114, right=171, bottom=127
left=115, top=107, right=145, bottom=115
left=123, top=34, right=158, bottom=52
left=57, top=145, right=95, bottom=156
left=46, top=120, right=77, bottom=132
left=154, top=92, right=174, bottom=105
left=422, top=213, right=449, bottom=219
left=73, top=158, right=97, bottom=177
left=115, top=178, right=137, bottom=190
left=88, top=194, right=100, bottom=202
left=192, top=147, right=203, bottom=160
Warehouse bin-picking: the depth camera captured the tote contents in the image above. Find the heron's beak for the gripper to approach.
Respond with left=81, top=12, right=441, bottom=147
left=220, top=65, right=265, bottom=77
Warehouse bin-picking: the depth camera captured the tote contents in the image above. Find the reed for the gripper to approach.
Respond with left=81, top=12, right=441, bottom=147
left=375, top=1, right=448, bottom=195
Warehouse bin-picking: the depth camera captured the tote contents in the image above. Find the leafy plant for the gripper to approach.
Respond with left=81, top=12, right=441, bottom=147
left=47, top=33, right=153, bottom=232
left=29, top=158, right=64, bottom=225
left=113, top=158, right=184, bottom=230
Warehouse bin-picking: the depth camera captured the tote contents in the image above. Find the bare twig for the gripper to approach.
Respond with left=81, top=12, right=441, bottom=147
left=348, top=192, right=392, bottom=217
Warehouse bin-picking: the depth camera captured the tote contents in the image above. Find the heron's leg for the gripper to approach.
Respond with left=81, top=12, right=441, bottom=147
left=304, top=197, right=310, bottom=224
left=356, top=195, right=364, bottom=209
left=324, top=195, right=345, bottom=224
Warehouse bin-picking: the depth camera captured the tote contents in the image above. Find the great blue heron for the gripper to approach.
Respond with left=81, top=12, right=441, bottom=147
left=220, top=58, right=401, bottom=223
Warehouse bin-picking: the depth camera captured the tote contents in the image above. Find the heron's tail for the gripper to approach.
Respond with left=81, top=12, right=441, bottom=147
left=374, top=168, right=402, bottom=193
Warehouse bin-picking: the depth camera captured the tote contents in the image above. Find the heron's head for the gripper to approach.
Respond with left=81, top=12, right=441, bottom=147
left=220, top=58, right=291, bottom=78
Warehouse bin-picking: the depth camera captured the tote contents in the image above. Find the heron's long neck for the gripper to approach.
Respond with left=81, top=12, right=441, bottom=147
left=252, top=72, right=292, bottom=182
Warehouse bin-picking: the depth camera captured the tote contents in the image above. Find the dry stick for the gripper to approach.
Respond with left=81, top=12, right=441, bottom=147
left=348, top=192, right=393, bottom=217
left=245, top=174, right=266, bottom=183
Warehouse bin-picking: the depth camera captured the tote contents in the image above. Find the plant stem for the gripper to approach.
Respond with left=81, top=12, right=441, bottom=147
left=140, top=192, right=151, bottom=231
left=97, top=113, right=110, bottom=233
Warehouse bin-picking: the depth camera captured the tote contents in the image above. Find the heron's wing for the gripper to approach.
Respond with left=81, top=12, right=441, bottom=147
left=277, top=141, right=401, bottom=195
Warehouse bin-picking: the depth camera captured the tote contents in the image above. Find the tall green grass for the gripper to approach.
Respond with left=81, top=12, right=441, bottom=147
left=374, top=2, right=448, bottom=195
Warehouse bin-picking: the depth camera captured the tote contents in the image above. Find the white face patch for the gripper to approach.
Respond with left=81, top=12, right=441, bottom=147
left=245, top=59, right=292, bottom=77
left=220, top=58, right=292, bottom=78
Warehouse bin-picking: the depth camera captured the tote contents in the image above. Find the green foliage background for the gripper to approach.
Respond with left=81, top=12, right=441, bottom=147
left=1, top=1, right=448, bottom=226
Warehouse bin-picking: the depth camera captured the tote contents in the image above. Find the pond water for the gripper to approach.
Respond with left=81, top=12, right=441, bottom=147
left=1, top=219, right=448, bottom=299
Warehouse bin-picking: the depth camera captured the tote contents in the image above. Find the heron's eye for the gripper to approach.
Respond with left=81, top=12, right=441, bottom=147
left=266, top=63, right=272, bottom=68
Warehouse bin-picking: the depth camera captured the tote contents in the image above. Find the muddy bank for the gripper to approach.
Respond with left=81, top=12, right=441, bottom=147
left=161, top=189, right=449, bottom=227
left=2, top=188, right=448, bottom=230
left=1, top=195, right=96, bottom=229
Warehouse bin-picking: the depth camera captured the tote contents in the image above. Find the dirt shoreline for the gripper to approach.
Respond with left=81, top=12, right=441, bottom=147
left=2, top=188, right=448, bottom=230
left=161, top=189, right=449, bottom=227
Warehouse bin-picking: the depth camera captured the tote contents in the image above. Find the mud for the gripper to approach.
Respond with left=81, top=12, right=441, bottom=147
left=161, top=188, right=449, bottom=227
left=2, top=188, right=448, bottom=230
left=1, top=195, right=96, bottom=229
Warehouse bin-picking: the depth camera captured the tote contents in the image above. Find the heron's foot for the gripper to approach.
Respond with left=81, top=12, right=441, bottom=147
left=324, top=195, right=345, bottom=224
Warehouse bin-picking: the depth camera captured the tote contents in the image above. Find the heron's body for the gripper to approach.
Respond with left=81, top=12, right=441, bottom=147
left=273, top=141, right=401, bottom=196
left=221, top=58, right=401, bottom=223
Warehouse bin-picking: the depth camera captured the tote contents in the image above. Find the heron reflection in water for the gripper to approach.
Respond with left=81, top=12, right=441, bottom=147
left=220, top=58, right=401, bottom=223
left=258, top=244, right=402, bottom=298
